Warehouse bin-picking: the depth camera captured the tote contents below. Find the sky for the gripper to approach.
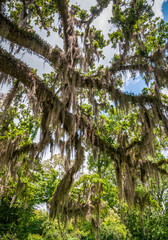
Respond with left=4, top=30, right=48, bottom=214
left=162, top=0, right=168, bottom=22
left=153, top=0, right=168, bottom=18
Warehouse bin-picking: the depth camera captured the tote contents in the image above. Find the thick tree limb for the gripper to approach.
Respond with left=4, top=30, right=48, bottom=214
left=55, top=0, right=80, bottom=65
left=0, top=13, right=66, bottom=68
left=55, top=0, right=74, bottom=49
left=49, top=137, right=85, bottom=218
left=0, top=46, right=75, bottom=133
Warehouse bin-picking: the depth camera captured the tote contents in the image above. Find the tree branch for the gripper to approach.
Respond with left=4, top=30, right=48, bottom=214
left=0, top=13, right=65, bottom=68
left=55, top=0, right=80, bottom=65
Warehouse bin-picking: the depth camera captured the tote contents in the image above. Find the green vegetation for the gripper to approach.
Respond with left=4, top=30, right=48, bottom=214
left=0, top=0, right=168, bottom=239
left=0, top=157, right=168, bottom=239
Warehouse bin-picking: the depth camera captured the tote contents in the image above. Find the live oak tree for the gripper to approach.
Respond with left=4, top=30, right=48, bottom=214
left=0, top=0, right=168, bottom=230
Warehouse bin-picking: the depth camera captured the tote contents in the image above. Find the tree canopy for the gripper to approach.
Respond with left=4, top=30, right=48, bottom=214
left=0, top=0, right=168, bottom=238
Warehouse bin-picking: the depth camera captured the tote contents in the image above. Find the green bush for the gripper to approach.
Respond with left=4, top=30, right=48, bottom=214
left=101, top=211, right=128, bottom=240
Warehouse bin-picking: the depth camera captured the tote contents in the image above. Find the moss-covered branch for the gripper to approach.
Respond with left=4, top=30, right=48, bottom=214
left=0, top=13, right=65, bottom=67
left=0, top=46, right=119, bottom=158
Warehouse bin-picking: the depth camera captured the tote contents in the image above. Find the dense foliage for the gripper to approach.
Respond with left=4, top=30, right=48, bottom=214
left=0, top=0, right=168, bottom=239
left=0, top=158, right=168, bottom=239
